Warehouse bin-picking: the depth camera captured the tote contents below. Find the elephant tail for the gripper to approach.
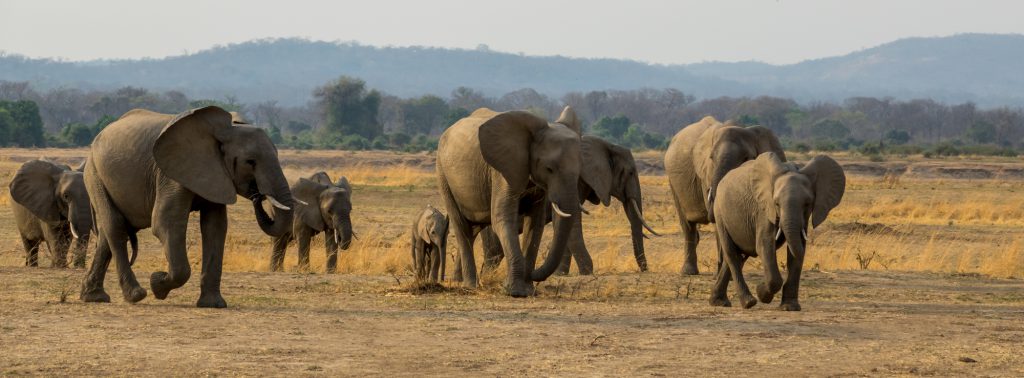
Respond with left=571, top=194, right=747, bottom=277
left=128, top=232, right=139, bottom=266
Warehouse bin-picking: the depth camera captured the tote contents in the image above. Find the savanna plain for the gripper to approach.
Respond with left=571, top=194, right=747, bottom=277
left=2, top=148, right=1023, bottom=376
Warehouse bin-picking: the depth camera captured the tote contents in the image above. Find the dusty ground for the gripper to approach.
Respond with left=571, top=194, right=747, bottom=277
left=1, top=148, right=1023, bottom=376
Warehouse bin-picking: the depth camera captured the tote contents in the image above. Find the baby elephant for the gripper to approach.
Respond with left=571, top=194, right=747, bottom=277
left=271, top=172, right=353, bottom=273
left=411, top=205, right=448, bottom=282
left=711, top=152, right=845, bottom=311
left=9, top=159, right=92, bottom=268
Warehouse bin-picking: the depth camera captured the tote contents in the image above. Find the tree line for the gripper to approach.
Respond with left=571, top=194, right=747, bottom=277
left=1, top=78, right=1023, bottom=156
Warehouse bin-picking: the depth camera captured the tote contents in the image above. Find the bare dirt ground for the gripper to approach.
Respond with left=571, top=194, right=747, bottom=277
left=1, top=148, right=1023, bottom=376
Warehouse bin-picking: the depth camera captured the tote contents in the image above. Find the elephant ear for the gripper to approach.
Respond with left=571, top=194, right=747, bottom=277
left=800, top=155, right=846, bottom=228
left=750, top=152, right=786, bottom=225
left=74, top=159, right=87, bottom=172
left=153, top=106, right=236, bottom=205
left=335, top=176, right=351, bottom=192
left=9, top=160, right=65, bottom=223
left=554, top=106, right=582, bottom=135
left=578, top=136, right=612, bottom=206
left=229, top=112, right=250, bottom=125
left=478, top=111, right=548, bottom=190
left=310, top=171, right=333, bottom=185
left=293, top=178, right=328, bottom=232
left=747, top=126, right=787, bottom=162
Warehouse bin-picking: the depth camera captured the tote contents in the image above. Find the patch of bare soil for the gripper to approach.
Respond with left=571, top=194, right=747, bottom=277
left=1, top=268, right=1022, bottom=376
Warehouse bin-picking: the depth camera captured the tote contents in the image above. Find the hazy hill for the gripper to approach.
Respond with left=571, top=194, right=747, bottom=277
left=2, top=34, right=1022, bottom=106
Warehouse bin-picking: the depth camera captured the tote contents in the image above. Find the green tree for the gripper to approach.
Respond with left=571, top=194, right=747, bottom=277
left=965, top=120, right=996, bottom=144
left=401, top=95, right=449, bottom=135
left=1, top=100, right=45, bottom=147
left=809, top=119, right=850, bottom=141
left=591, top=115, right=631, bottom=141
left=188, top=98, right=243, bottom=112
left=735, top=114, right=760, bottom=126
left=883, top=129, right=911, bottom=145
left=314, top=76, right=382, bottom=139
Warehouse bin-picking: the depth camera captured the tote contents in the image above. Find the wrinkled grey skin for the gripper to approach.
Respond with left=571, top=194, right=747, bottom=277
left=480, top=136, right=660, bottom=275
left=711, top=152, right=845, bottom=311
left=437, top=106, right=593, bottom=297
left=664, top=116, right=786, bottom=275
left=411, top=205, right=448, bottom=282
left=271, top=172, right=353, bottom=273
left=9, top=159, right=92, bottom=268
left=80, top=106, right=295, bottom=308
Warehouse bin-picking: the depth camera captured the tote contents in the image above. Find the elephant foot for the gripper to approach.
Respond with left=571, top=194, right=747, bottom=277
left=506, top=280, right=534, bottom=298
left=681, top=262, right=699, bottom=276
left=736, top=293, right=757, bottom=309
left=709, top=296, right=731, bottom=307
left=80, top=286, right=111, bottom=303
left=150, top=272, right=174, bottom=300
left=123, top=286, right=147, bottom=304
left=756, top=283, right=777, bottom=304
left=779, top=301, right=802, bottom=311
left=197, top=292, right=227, bottom=308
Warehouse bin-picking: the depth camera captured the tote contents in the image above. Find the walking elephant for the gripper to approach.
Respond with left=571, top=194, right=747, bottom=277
left=410, top=205, right=448, bottom=282
left=270, top=172, right=353, bottom=273
left=9, top=159, right=92, bottom=268
left=437, top=106, right=596, bottom=297
left=479, top=135, right=660, bottom=275
left=711, top=152, right=845, bottom=311
left=664, top=116, right=785, bottom=275
left=80, top=106, right=295, bottom=308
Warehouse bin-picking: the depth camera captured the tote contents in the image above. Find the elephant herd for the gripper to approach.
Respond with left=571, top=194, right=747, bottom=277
left=7, top=105, right=845, bottom=311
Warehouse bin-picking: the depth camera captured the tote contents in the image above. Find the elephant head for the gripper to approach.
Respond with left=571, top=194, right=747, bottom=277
left=478, top=106, right=584, bottom=280
left=418, top=206, right=449, bottom=254
left=578, top=135, right=659, bottom=271
left=752, top=152, right=845, bottom=266
left=293, top=172, right=354, bottom=250
left=704, top=124, right=786, bottom=222
left=9, top=159, right=92, bottom=241
left=153, top=106, right=294, bottom=237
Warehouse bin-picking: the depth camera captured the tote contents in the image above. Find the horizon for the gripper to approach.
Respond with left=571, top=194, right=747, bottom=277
left=3, top=0, right=1024, bottom=65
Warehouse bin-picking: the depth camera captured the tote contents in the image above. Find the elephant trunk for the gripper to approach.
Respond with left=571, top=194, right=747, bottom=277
left=780, top=213, right=807, bottom=264
left=333, top=214, right=353, bottom=250
left=531, top=198, right=579, bottom=282
left=707, top=146, right=744, bottom=223
left=254, top=180, right=295, bottom=237
left=623, top=197, right=649, bottom=272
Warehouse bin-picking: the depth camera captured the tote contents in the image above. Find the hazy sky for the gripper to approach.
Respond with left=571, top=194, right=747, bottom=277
left=2, top=0, right=1022, bottom=65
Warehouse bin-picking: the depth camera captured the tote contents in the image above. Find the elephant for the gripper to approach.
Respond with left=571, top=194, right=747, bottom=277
left=270, top=172, right=353, bottom=273
left=9, top=159, right=92, bottom=268
left=478, top=135, right=660, bottom=275
left=664, top=116, right=785, bottom=275
left=436, top=106, right=597, bottom=297
left=80, top=106, right=295, bottom=308
left=410, top=205, right=448, bottom=282
left=710, top=152, right=845, bottom=311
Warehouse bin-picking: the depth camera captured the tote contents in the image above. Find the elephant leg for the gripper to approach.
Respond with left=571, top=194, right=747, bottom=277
left=756, top=232, right=784, bottom=304
left=324, top=229, right=339, bottom=274
left=511, top=198, right=545, bottom=296
left=439, top=244, right=446, bottom=282
left=197, top=204, right=228, bottom=308
left=717, top=226, right=755, bottom=309
left=41, top=225, right=71, bottom=268
left=80, top=235, right=112, bottom=303
left=413, top=239, right=427, bottom=281
left=150, top=191, right=193, bottom=301
left=709, top=261, right=732, bottom=307
left=681, top=220, right=700, bottom=275
left=439, top=183, right=477, bottom=287
left=109, top=228, right=146, bottom=303
left=480, top=226, right=504, bottom=273
left=429, top=245, right=442, bottom=283
left=71, top=236, right=88, bottom=268
left=556, top=248, right=572, bottom=276
left=270, top=233, right=290, bottom=272
left=569, top=215, right=593, bottom=275
left=779, top=245, right=805, bottom=311
left=21, top=237, right=41, bottom=267
left=295, top=228, right=313, bottom=272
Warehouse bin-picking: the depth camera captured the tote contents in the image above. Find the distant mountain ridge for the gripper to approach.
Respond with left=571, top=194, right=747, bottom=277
left=2, top=33, right=1022, bottom=106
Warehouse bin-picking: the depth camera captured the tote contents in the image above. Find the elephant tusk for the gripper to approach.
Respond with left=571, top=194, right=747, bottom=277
left=776, top=228, right=783, bottom=241
left=296, top=199, right=309, bottom=206
left=631, top=199, right=661, bottom=236
left=551, top=203, right=571, bottom=218
left=802, top=229, right=808, bottom=241
left=334, top=231, right=340, bottom=245
left=266, top=195, right=291, bottom=211
left=70, top=226, right=80, bottom=240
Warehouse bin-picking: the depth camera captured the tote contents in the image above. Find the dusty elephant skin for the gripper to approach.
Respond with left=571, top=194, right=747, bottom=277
left=9, top=159, right=92, bottom=268
left=410, top=205, right=448, bottom=282
left=437, top=106, right=590, bottom=297
left=80, top=106, right=295, bottom=308
left=270, top=171, right=353, bottom=273
left=711, top=152, right=846, bottom=310
left=664, top=116, right=786, bottom=275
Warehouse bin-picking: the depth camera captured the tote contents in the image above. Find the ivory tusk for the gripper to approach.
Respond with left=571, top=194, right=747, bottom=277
left=631, top=199, right=661, bottom=236
left=802, top=229, right=808, bottom=240
left=334, top=231, right=340, bottom=245
left=266, top=195, right=291, bottom=211
left=296, top=199, right=309, bottom=206
left=776, top=228, right=783, bottom=241
left=551, top=202, right=571, bottom=218
left=70, top=226, right=80, bottom=240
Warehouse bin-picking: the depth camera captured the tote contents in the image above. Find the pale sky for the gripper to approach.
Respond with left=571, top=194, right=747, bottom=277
left=1, top=0, right=1022, bottom=65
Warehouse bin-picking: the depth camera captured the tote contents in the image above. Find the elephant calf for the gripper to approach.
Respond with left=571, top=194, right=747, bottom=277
left=411, top=205, right=448, bottom=282
left=9, top=159, right=92, bottom=268
left=711, top=152, right=845, bottom=311
left=271, top=172, right=354, bottom=273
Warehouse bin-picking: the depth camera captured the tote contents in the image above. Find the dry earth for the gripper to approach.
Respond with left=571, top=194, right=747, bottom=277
left=1, top=148, right=1023, bottom=376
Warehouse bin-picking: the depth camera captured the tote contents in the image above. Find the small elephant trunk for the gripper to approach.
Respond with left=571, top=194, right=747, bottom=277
left=623, top=198, right=648, bottom=272
left=254, top=182, right=295, bottom=237
left=333, top=216, right=353, bottom=250
left=531, top=200, right=578, bottom=281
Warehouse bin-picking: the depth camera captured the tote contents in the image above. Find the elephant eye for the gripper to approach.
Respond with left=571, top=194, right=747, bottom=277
left=245, top=159, right=256, bottom=166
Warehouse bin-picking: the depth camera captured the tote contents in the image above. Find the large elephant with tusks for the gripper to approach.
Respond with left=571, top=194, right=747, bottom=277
left=80, top=106, right=295, bottom=308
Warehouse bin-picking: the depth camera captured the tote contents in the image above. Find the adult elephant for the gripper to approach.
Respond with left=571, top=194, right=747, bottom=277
left=80, top=106, right=295, bottom=308
left=664, top=116, right=785, bottom=275
left=9, top=159, right=92, bottom=268
left=270, top=172, right=353, bottom=273
left=479, top=135, right=660, bottom=275
left=437, top=106, right=595, bottom=297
